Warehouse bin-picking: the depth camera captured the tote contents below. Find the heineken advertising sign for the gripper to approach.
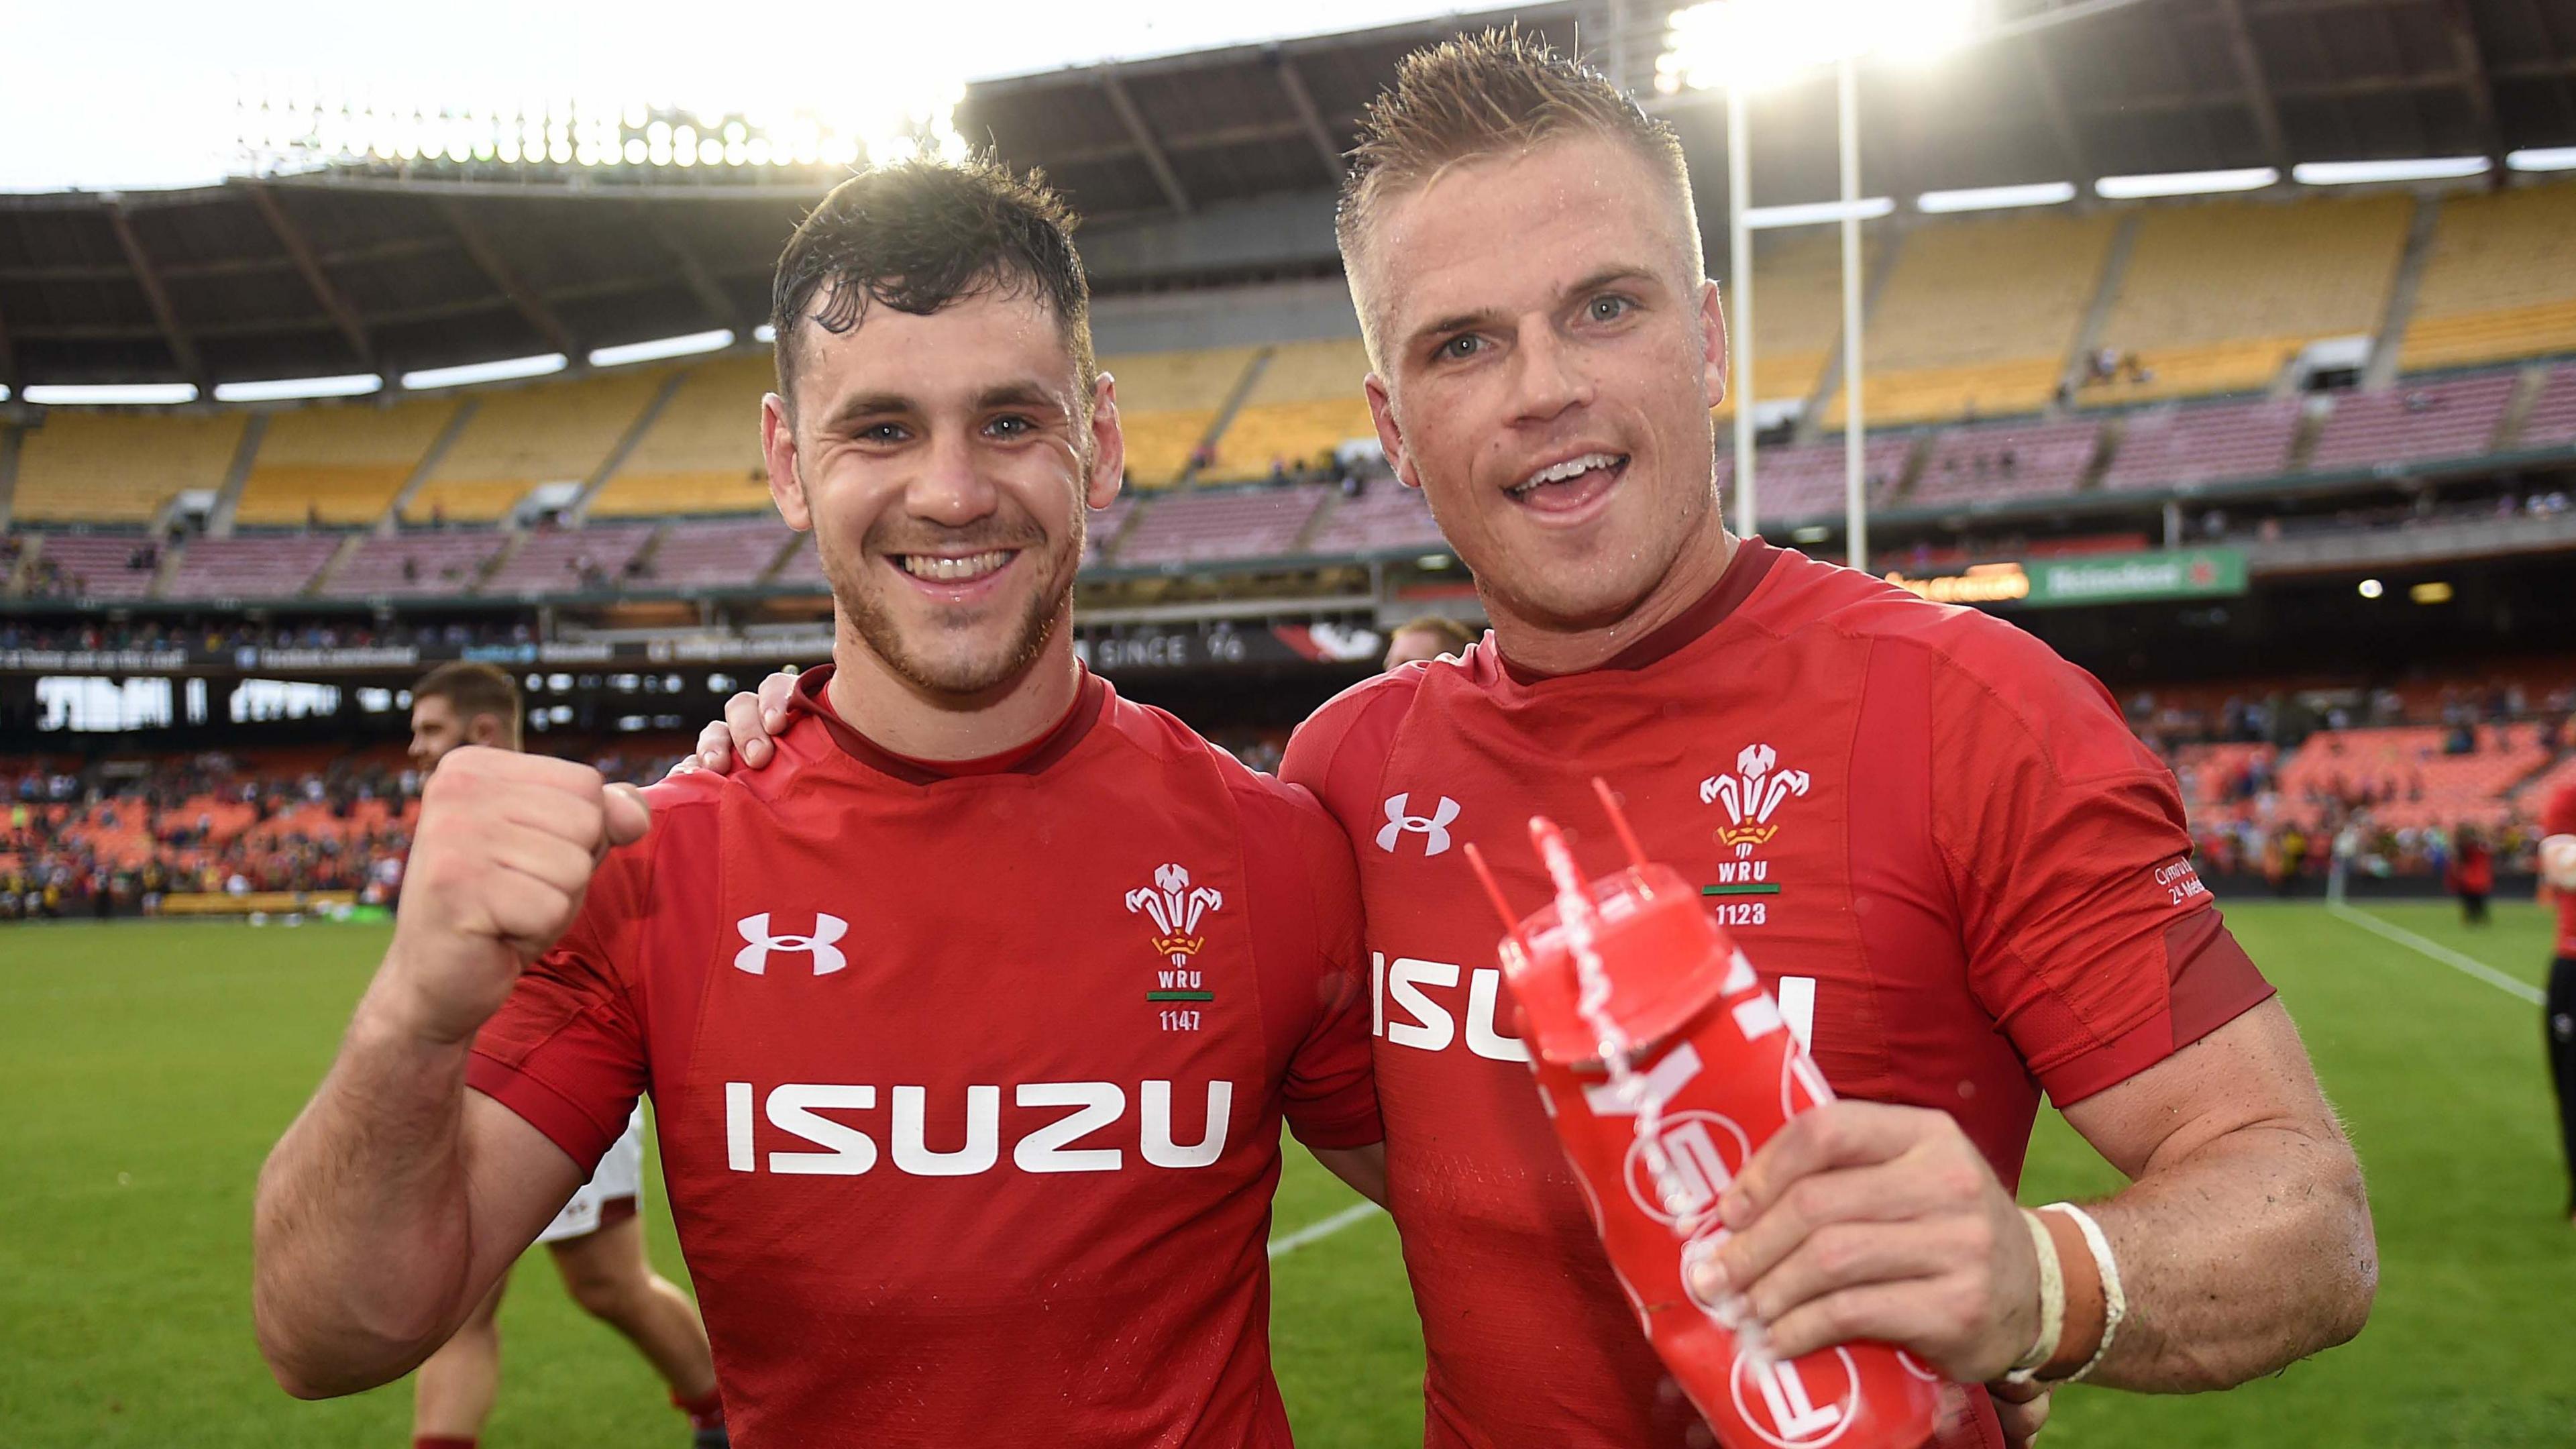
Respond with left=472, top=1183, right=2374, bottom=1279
left=1884, top=547, right=2247, bottom=610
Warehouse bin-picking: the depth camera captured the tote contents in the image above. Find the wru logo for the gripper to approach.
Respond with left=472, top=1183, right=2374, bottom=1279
left=1699, top=744, right=1809, bottom=853
left=733, top=912, right=851, bottom=976
left=1127, top=863, right=1223, bottom=966
left=1377, top=793, right=1460, bottom=857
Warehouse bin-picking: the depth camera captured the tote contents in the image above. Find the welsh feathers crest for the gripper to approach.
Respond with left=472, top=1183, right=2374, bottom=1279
left=1699, top=743, right=1810, bottom=855
left=1126, top=863, right=1224, bottom=965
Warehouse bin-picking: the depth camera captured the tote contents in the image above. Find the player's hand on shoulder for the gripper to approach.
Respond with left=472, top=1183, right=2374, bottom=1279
left=386, top=747, right=650, bottom=1043
left=670, top=668, right=800, bottom=779
left=1688, top=1098, right=2041, bottom=1383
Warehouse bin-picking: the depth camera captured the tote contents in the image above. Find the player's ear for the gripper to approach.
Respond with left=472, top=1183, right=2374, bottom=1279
left=467, top=714, right=506, bottom=749
left=762, top=392, right=812, bottom=531
left=1085, top=371, right=1125, bottom=511
left=1365, top=374, right=1422, bottom=492
left=1698, top=279, right=1729, bottom=413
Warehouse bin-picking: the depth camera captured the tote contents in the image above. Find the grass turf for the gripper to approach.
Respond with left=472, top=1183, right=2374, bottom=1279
left=1, top=900, right=2569, bottom=1446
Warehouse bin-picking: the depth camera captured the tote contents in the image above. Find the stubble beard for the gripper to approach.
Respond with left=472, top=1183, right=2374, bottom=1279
left=817, top=508, right=1087, bottom=700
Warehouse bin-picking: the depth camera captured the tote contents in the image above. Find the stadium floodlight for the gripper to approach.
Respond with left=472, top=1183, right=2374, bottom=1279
left=2094, top=167, right=2278, bottom=199
left=754, top=324, right=778, bottom=344
left=21, top=383, right=200, bottom=405
left=1744, top=196, right=1895, bottom=229
left=1915, top=180, right=2077, bottom=213
left=400, top=353, right=569, bottom=390
left=213, top=374, right=384, bottom=402
left=1658, top=0, right=1981, bottom=93
left=2357, top=578, right=2384, bottom=599
left=588, top=330, right=736, bottom=368
left=2507, top=146, right=2576, bottom=172
left=2292, top=156, right=2489, bottom=186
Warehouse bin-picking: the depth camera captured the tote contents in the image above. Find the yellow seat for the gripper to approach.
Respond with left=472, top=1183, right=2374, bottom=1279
left=402, top=369, right=669, bottom=523
left=2086, top=194, right=2408, bottom=404
left=235, top=396, right=460, bottom=525
left=1713, top=233, right=1858, bottom=420
left=589, top=356, right=773, bottom=517
left=1198, top=339, right=1377, bottom=481
left=13, top=411, right=247, bottom=523
left=2401, top=184, right=2576, bottom=370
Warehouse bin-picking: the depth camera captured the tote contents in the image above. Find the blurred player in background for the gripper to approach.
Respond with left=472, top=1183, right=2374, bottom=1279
left=2537, top=784, right=2576, bottom=1221
left=400, top=663, right=727, bottom=1449
left=256, top=160, right=1383, bottom=1448
left=1381, top=614, right=1479, bottom=671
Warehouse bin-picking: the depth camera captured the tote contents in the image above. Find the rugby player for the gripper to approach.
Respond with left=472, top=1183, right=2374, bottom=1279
left=400, top=663, right=727, bottom=1449
left=2538, top=781, right=2576, bottom=1220
left=254, top=158, right=1385, bottom=1448
left=699, top=33, right=2377, bottom=1449
left=1381, top=615, right=1481, bottom=672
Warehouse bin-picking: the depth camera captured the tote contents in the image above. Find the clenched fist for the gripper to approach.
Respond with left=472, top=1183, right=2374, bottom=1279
left=384, top=748, right=650, bottom=1044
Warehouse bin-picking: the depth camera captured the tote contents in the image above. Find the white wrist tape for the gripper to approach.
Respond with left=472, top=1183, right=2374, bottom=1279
left=2004, top=1208, right=2065, bottom=1382
left=2040, top=1202, right=2125, bottom=1384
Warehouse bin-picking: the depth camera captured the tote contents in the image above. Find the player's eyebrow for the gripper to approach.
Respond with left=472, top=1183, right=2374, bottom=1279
left=1403, top=265, right=1667, bottom=356
left=816, top=390, right=918, bottom=433
left=975, top=380, right=1073, bottom=417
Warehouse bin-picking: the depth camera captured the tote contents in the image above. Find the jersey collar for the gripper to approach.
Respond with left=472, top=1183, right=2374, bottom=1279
left=1495, top=535, right=1780, bottom=686
left=786, top=663, right=1108, bottom=786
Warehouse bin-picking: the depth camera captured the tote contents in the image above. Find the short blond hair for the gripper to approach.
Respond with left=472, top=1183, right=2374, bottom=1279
left=1336, top=28, right=1701, bottom=358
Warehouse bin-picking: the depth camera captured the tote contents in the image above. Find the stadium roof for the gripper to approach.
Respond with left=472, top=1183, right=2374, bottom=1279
left=4, top=0, right=2574, bottom=396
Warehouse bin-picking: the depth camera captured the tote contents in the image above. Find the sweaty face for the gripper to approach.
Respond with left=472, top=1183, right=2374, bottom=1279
left=765, top=288, right=1116, bottom=700
left=1356, top=136, right=1727, bottom=635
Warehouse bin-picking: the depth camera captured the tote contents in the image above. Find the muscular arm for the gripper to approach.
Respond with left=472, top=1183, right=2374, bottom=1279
left=2055, top=997, right=2375, bottom=1391
left=253, top=983, right=580, bottom=1396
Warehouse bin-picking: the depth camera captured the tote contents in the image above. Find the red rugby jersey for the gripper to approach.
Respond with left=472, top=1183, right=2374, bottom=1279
left=1283, top=539, right=2273, bottom=1449
left=2546, top=784, right=2576, bottom=957
left=470, top=665, right=1380, bottom=1448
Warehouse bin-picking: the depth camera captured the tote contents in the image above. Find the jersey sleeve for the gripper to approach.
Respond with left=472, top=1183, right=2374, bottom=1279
left=465, top=838, right=655, bottom=1173
left=1927, top=632, right=2275, bottom=1106
left=2546, top=784, right=2576, bottom=838
left=1240, top=777, right=1383, bottom=1150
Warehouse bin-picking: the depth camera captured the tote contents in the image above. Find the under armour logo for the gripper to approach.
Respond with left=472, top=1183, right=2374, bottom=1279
left=1377, top=793, right=1460, bottom=856
left=734, top=913, right=849, bottom=976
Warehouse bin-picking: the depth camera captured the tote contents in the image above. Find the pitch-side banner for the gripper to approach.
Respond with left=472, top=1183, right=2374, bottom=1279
left=1882, top=547, right=2247, bottom=610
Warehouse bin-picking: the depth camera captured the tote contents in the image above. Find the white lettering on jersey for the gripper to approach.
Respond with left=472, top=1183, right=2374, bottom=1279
left=891, top=1084, right=1000, bottom=1177
left=1141, top=1079, right=1232, bottom=1168
left=763, top=1083, right=877, bottom=1175
left=1013, top=1082, right=1126, bottom=1173
left=723, top=1081, right=1234, bottom=1177
left=1377, top=957, right=1529, bottom=1062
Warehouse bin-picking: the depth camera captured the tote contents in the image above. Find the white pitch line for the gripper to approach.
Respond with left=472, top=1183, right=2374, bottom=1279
left=2326, top=902, right=2544, bottom=1006
left=1268, top=1201, right=1383, bottom=1259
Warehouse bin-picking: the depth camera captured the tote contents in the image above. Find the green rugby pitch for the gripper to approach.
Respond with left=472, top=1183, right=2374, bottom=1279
left=2, top=901, right=2569, bottom=1446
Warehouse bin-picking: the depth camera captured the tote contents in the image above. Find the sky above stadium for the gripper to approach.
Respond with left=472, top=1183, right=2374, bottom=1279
left=5, top=0, right=1487, bottom=193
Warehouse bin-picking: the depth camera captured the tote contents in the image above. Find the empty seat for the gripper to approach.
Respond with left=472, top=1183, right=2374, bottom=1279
left=2306, top=372, right=2516, bottom=472
left=13, top=411, right=248, bottom=524
left=2100, top=398, right=2302, bottom=491
left=588, top=356, right=775, bottom=518
left=1113, top=486, right=1329, bottom=566
left=480, top=525, right=659, bottom=596
left=164, top=534, right=341, bottom=600
left=403, top=370, right=669, bottom=523
left=321, top=531, right=508, bottom=598
left=2401, top=183, right=2576, bottom=370
left=234, top=397, right=458, bottom=526
left=1910, top=419, right=2102, bottom=506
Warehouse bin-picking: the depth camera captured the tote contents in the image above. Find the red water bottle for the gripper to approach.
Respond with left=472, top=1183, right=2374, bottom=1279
left=1465, top=781, right=1946, bottom=1449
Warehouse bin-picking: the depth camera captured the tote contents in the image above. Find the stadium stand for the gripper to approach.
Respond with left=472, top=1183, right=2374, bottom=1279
left=480, top=522, right=658, bottom=596
left=651, top=517, right=800, bottom=590
left=586, top=356, right=775, bottom=518
left=401, top=369, right=668, bottom=523
left=164, top=534, right=343, bottom=600
left=21, top=533, right=163, bottom=599
left=771, top=534, right=826, bottom=586
left=2271, top=723, right=2549, bottom=831
left=2398, top=182, right=2576, bottom=371
left=2518, top=363, right=2576, bottom=451
left=1909, top=417, right=2102, bottom=507
left=1301, top=483, right=1444, bottom=559
left=11, top=411, right=248, bottom=524
left=2080, top=194, right=2410, bottom=405
left=1199, top=337, right=1375, bottom=483
left=1099, top=345, right=1263, bottom=486
left=2099, top=396, right=2303, bottom=491
left=2305, top=369, right=2518, bottom=472
left=320, top=530, right=508, bottom=598
left=231, top=396, right=460, bottom=527
left=1113, top=484, right=1329, bottom=565
left=1722, top=231, right=1866, bottom=419
left=1737, top=434, right=1915, bottom=521
left=1822, top=211, right=2118, bottom=427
